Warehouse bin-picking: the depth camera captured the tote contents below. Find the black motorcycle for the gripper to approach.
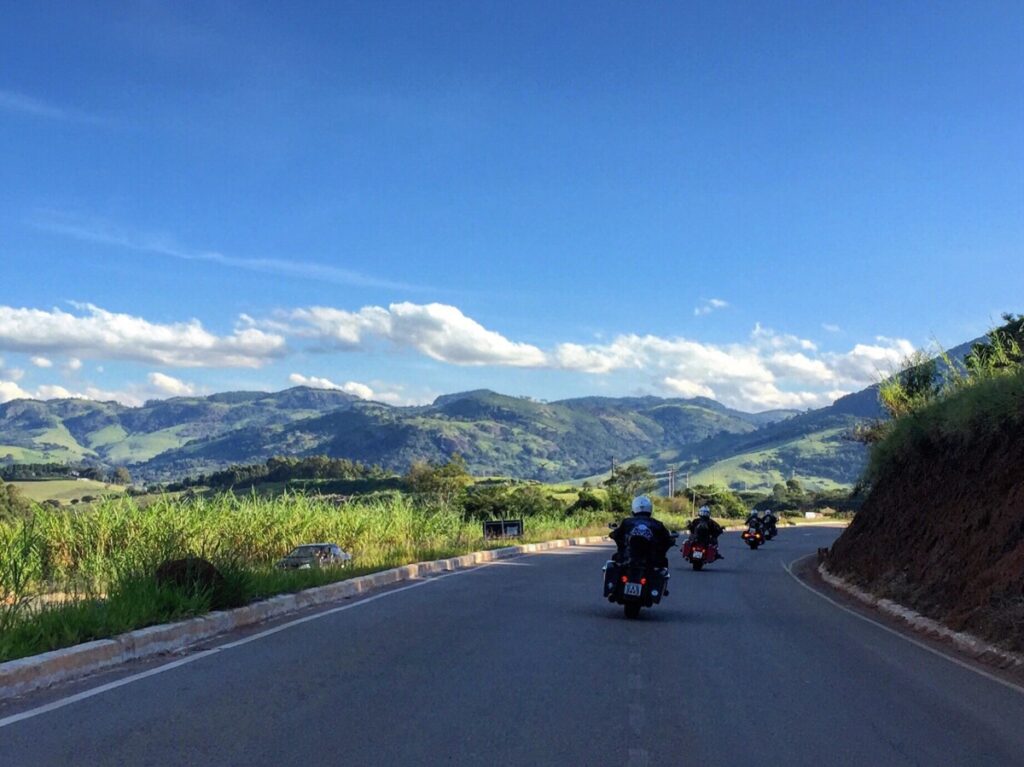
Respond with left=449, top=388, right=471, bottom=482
left=602, top=523, right=677, bottom=619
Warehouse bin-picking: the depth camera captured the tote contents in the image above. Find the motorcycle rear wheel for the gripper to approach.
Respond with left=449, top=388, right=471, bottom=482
left=691, top=560, right=704, bottom=571
left=624, top=602, right=642, bottom=619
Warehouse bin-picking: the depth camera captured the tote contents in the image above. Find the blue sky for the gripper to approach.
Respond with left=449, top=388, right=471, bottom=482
left=1, top=2, right=1021, bottom=410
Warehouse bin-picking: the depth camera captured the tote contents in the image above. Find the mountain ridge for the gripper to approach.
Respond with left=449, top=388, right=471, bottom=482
left=0, top=385, right=854, bottom=485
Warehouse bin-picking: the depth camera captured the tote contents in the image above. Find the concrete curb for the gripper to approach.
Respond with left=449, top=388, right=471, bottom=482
left=818, top=563, right=1024, bottom=670
left=0, top=535, right=609, bottom=702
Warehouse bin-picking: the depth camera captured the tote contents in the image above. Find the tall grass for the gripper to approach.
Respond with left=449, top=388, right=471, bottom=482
left=0, top=492, right=613, bottom=662
left=866, top=367, right=1024, bottom=484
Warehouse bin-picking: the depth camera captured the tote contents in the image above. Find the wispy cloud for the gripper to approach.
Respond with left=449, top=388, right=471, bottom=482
left=694, top=298, right=729, bottom=317
left=0, top=89, right=102, bottom=123
left=32, top=212, right=426, bottom=292
left=822, top=323, right=841, bottom=333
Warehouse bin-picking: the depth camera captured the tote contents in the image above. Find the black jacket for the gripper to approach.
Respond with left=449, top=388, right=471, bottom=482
left=610, top=515, right=674, bottom=565
left=686, top=516, right=724, bottom=543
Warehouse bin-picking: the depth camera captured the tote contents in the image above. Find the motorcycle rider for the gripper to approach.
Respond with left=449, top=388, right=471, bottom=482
left=686, top=505, right=725, bottom=556
left=610, top=495, right=675, bottom=569
left=762, top=508, right=778, bottom=538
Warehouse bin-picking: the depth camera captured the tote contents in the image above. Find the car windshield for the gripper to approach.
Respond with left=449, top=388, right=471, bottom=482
left=287, top=546, right=323, bottom=557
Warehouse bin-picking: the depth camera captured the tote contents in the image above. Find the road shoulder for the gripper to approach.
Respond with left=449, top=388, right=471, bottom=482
left=787, top=553, right=1024, bottom=694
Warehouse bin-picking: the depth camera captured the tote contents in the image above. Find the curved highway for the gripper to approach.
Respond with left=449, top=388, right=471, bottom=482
left=2, top=527, right=1023, bottom=766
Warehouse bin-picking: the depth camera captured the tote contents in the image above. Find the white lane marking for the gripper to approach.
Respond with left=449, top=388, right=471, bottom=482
left=0, top=564, right=499, bottom=729
left=782, top=555, right=1024, bottom=697
left=625, top=651, right=649, bottom=766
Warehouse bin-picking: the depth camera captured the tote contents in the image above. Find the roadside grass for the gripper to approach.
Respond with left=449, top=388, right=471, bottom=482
left=866, top=368, right=1024, bottom=484
left=0, top=492, right=613, bottom=663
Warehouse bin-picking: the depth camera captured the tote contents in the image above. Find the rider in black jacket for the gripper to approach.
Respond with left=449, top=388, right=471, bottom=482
left=687, top=506, right=725, bottom=551
left=609, top=495, right=674, bottom=568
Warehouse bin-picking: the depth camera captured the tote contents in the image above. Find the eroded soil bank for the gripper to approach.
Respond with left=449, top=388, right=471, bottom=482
left=828, top=404, right=1024, bottom=652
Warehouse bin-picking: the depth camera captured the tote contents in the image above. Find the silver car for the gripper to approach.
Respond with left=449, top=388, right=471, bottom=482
left=276, top=543, right=352, bottom=570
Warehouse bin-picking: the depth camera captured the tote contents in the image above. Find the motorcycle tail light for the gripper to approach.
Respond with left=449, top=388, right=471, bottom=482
left=640, top=578, right=647, bottom=586
left=621, top=575, right=628, bottom=583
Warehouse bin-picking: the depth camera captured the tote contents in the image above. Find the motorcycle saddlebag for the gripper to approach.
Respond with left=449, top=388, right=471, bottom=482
left=603, top=561, right=622, bottom=600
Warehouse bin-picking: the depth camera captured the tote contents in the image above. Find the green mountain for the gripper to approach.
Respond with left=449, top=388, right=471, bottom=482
left=1, top=386, right=813, bottom=483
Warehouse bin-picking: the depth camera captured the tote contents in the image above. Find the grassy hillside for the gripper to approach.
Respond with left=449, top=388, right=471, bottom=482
left=686, top=428, right=857, bottom=491
left=0, top=385, right=871, bottom=485
left=10, top=478, right=126, bottom=503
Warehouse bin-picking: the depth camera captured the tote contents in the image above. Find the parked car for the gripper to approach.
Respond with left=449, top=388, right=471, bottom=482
left=276, top=543, right=352, bottom=570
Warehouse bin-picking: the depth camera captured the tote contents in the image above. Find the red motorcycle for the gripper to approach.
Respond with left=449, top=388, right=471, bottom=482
left=681, top=537, right=719, bottom=571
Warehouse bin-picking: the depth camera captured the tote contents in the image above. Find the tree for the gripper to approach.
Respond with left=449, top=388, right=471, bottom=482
left=506, top=486, right=562, bottom=518
left=405, top=454, right=472, bottom=504
left=0, top=478, right=29, bottom=522
left=567, top=489, right=606, bottom=515
left=687, top=483, right=747, bottom=518
left=459, top=485, right=507, bottom=520
left=603, top=463, right=658, bottom=498
left=785, top=478, right=804, bottom=497
left=111, top=466, right=132, bottom=486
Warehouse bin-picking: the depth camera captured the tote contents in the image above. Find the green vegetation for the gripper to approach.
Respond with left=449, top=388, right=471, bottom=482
left=8, top=479, right=126, bottom=504
left=0, top=488, right=614, bottom=662
left=0, top=387, right=800, bottom=485
left=0, top=477, right=29, bottom=522
left=866, top=314, right=1024, bottom=484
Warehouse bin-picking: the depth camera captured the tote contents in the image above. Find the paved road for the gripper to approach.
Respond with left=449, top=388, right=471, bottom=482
left=3, top=527, right=1024, bottom=766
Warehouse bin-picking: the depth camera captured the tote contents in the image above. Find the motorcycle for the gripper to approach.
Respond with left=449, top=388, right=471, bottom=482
left=681, top=536, right=719, bottom=571
left=742, top=523, right=765, bottom=550
left=602, top=523, right=678, bottom=619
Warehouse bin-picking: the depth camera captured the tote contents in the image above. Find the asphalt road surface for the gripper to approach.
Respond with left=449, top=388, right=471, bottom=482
left=3, top=526, right=1024, bottom=766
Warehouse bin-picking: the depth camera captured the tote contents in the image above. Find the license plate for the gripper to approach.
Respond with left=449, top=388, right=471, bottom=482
left=624, top=582, right=642, bottom=597
left=692, top=550, right=703, bottom=559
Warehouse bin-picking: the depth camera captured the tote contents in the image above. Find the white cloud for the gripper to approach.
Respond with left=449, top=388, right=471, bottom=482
left=765, top=352, right=835, bottom=384
left=65, top=357, right=83, bottom=372
left=30, top=356, right=53, bottom=368
left=823, top=337, right=916, bottom=388
left=35, top=384, right=75, bottom=400
left=286, top=302, right=548, bottom=367
left=548, top=324, right=916, bottom=411
left=0, top=303, right=286, bottom=368
left=662, top=377, right=716, bottom=399
left=694, top=298, right=729, bottom=317
left=822, top=323, right=841, bottom=333
left=0, top=380, right=30, bottom=403
left=148, top=372, right=197, bottom=397
left=288, top=372, right=412, bottom=405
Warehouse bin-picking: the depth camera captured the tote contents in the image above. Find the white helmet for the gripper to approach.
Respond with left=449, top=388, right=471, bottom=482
left=698, top=506, right=711, bottom=518
left=631, top=495, right=653, bottom=516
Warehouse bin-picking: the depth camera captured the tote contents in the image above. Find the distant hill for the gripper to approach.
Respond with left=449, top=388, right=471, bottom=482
left=0, top=386, right=808, bottom=483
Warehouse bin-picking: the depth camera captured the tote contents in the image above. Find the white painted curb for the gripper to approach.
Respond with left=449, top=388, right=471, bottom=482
left=819, top=563, right=1024, bottom=670
left=0, top=535, right=609, bottom=701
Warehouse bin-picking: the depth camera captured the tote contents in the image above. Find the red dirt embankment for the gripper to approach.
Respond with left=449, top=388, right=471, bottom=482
left=827, top=407, right=1024, bottom=652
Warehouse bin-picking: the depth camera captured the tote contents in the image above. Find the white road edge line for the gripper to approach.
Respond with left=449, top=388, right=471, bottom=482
left=782, top=555, right=1024, bottom=697
left=0, top=564, right=493, bottom=729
